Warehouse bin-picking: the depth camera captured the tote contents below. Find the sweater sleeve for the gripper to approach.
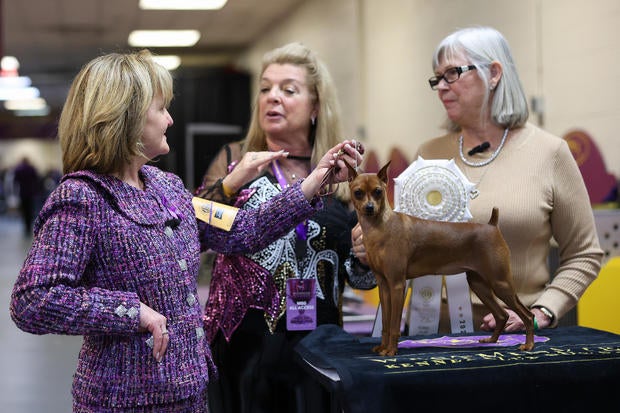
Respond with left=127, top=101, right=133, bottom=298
left=198, top=180, right=321, bottom=254
left=532, top=140, right=604, bottom=326
left=10, top=182, right=141, bottom=336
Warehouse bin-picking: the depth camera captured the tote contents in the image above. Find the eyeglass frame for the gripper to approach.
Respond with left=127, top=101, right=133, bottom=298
left=428, top=65, right=477, bottom=90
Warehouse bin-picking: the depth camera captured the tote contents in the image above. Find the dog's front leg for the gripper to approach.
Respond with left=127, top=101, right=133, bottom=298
left=372, top=273, right=390, bottom=355
left=383, top=277, right=407, bottom=357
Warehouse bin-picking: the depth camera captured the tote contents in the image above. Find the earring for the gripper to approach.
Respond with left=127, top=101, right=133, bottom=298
left=490, top=84, right=496, bottom=91
left=311, top=116, right=316, bottom=126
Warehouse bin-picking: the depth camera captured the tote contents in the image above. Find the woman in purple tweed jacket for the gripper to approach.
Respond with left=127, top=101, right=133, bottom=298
left=9, top=50, right=362, bottom=412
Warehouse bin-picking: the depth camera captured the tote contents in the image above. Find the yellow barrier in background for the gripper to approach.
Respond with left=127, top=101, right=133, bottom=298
left=578, top=257, right=620, bottom=334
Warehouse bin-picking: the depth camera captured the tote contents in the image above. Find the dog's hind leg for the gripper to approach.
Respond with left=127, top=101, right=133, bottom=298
left=491, top=286, right=535, bottom=351
left=465, top=271, right=509, bottom=344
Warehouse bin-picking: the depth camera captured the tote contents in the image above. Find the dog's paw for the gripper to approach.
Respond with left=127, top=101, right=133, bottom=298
left=372, top=344, right=385, bottom=354
left=381, top=347, right=398, bottom=357
left=478, top=334, right=501, bottom=344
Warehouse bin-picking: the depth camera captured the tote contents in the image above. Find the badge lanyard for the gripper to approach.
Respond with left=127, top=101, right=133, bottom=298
left=272, top=160, right=307, bottom=240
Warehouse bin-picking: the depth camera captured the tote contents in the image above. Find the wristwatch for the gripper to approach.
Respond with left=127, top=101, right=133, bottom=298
left=533, top=306, right=554, bottom=323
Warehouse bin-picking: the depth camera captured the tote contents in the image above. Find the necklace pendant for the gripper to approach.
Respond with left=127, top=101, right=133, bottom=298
left=470, top=188, right=480, bottom=199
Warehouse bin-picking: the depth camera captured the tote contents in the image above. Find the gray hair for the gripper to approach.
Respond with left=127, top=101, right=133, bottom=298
left=432, top=26, right=529, bottom=132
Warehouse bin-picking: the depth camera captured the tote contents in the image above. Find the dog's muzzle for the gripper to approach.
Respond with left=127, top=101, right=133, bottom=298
left=363, top=203, right=375, bottom=216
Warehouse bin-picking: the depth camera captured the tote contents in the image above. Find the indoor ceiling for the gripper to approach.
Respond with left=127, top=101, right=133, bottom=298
left=0, top=0, right=306, bottom=126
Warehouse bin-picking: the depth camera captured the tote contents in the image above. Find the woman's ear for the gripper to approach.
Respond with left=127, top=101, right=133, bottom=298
left=489, top=61, right=503, bottom=88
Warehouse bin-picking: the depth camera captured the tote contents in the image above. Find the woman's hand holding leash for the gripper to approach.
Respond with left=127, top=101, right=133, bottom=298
left=304, top=139, right=364, bottom=197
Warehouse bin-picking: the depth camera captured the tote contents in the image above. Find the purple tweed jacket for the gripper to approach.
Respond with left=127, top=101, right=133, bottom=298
left=10, top=165, right=318, bottom=409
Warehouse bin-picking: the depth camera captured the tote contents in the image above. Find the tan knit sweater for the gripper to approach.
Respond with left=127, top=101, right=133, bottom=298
left=414, top=122, right=603, bottom=328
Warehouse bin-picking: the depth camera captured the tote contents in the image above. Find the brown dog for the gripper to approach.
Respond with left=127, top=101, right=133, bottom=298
left=347, top=161, right=534, bottom=356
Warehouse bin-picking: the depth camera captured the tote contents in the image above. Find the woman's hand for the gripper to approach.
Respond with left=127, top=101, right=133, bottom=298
left=222, top=150, right=289, bottom=194
left=301, top=139, right=364, bottom=199
left=139, top=302, right=169, bottom=362
left=351, top=222, right=369, bottom=265
left=480, top=308, right=551, bottom=332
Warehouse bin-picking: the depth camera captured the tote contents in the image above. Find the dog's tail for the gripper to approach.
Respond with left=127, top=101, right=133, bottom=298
left=488, top=207, right=499, bottom=226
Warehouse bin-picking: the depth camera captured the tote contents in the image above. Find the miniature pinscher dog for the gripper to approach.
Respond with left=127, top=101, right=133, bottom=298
left=347, top=161, right=534, bottom=356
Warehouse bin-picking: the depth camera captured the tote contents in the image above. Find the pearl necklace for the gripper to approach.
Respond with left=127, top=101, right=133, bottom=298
left=459, top=128, right=509, bottom=167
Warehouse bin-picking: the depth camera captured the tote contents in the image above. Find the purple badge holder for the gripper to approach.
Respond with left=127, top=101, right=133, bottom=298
left=286, top=278, right=317, bottom=331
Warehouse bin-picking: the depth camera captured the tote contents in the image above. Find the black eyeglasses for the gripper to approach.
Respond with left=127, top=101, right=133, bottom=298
left=428, top=65, right=477, bottom=90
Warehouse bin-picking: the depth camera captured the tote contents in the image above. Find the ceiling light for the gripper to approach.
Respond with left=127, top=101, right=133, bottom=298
left=0, top=86, right=40, bottom=101
left=139, top=0, right=227, bottom=10
left=5, top=97, right=51, bottom=117
left=0, top=55, right=46, bottom=108
left=128, top=30, right=200, bottom=47
left=1, top=56, right=20, bottom=76
left=14, top=106, right=51, bottom=117
left=0, top=76, right=31, bottom=88
left=153, top=55, right=181, bottom=71
left=5, top=97, right=48, bottom=111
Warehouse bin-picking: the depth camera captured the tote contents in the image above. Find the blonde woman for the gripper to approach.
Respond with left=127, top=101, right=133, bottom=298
left=197, top=43, right=375, bottom=413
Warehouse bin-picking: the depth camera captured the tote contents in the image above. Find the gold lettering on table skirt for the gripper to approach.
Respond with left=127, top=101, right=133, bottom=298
left=357, top=344, right=620, bottom=373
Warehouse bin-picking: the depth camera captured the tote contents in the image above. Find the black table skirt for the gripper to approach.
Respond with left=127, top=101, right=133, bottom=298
left=295, top=325, right=620, bottom=412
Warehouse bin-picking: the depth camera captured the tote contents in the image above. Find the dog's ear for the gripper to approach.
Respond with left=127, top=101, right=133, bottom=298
left=343, top=160, right=358, bottom=182
left=377, top=161, right=391, bottom=184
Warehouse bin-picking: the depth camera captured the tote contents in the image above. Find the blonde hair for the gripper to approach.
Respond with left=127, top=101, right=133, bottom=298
left=59, top=49, right=173, bottom=174
left=243, top=42, right=349, bottom=200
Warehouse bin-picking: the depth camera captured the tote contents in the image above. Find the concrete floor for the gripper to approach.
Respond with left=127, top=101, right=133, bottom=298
left=0, top=214, right=82, bottom=412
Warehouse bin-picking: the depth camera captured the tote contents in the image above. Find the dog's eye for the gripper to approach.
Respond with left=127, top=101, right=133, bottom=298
left=353, top=189, right=364, bottom=199
left=372, top=188, right=383, bottom=198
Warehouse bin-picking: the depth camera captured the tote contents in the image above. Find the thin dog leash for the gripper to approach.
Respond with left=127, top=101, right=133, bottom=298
left=318, top=139, right=363, bottom=196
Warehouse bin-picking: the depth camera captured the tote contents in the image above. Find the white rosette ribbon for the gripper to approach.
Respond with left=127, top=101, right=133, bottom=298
left=394, top=156, right=475, bottom=222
